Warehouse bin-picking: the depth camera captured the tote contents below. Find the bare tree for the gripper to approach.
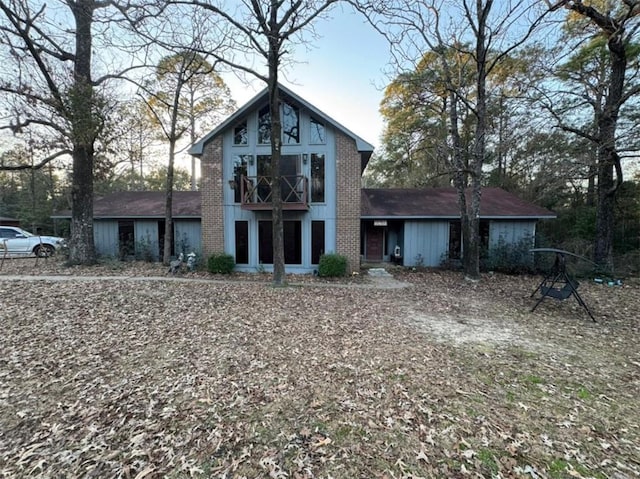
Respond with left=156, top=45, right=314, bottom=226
left=166, top=0, right=338, bottom=285
left=0, top=0, right=154, bottom=263
left=356, top=0, right=552, bottom=279
left=112, top=100, right=157, bottom=191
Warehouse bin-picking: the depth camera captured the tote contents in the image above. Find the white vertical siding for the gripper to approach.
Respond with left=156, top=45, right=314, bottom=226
left=403, top=221, right=450, bottom=267
left=134, top=220, right=159, bottom=260
left=94, top=221, right=118, bottom=257
left=489, top=221, right=536, bottom=248
left=93, top=219, right=201, bottom=261
left=175, top=220, right=202, bottom=255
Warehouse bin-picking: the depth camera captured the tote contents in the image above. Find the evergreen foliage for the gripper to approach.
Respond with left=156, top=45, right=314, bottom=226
left=318, top=254, right=348, bottom=277
left=481, top=236, right=536, bottom=275
left=207, top=253, right=235, bottom=274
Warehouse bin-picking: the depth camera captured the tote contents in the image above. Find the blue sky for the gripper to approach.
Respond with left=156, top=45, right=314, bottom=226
left=222, top=8, right=390, bottom=150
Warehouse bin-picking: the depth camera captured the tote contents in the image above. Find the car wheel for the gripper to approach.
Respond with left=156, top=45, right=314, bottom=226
left=35, top=244, right=55, bottom=257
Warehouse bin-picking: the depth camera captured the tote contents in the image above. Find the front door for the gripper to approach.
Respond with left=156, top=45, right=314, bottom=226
left=366, top=226, right=384, bottom=261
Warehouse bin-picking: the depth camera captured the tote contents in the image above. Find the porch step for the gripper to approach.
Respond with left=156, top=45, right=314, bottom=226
left=367, top=268, right=392, bottom=277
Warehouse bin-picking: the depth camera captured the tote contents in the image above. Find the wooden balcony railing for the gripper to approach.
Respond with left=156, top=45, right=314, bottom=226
left=240, top=175, right=309, bottom=210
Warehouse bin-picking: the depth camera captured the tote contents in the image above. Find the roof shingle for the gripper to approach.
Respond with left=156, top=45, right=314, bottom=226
left=361, top=188, right=555, bottom=219
left=53, top=188, right=554, bottom=220
left=53, top=191, right=201, bottom=219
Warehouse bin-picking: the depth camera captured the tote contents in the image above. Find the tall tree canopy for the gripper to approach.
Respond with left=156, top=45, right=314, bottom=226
left=539, top=0, right=640, bottom=268
left=143, top=50, right=234, bottom=263
left=145, top=52, right=235, bottom=190
left=371, top=48, right=476, bottom=188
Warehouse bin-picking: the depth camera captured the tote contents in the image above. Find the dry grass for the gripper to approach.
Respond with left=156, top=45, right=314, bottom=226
left=1, top=258, right=638, bottom=478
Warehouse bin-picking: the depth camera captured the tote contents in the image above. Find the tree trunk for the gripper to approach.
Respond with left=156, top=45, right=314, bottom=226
left=444, top=59, right=469, bottom=274
left=464, top=0, right=491, bottom=281
left=268, top=25, right=285, bottom=286
left=163, top=139, right=176, bottom=265
left=594, top=159, right=615, bottom=269
left=67, top=0, right=96, bottom=264
left=563, top=2, right=628, bottom=271
left=586, top=162, right=596, bottom=207
left=190, top=89, right=198, bottom=191
left=592, top=33, right=625, bottom=270
left=69, top=145, right=96, bottom=263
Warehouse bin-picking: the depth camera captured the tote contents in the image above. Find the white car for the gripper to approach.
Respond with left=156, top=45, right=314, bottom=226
left=0, top=226, right=66, bottom=257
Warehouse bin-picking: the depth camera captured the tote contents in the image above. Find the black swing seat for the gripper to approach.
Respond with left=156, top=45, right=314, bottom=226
left=540, top=279, right=579, bottom=300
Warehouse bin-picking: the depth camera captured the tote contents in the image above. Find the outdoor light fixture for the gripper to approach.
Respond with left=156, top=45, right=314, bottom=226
left=248, top=155, right=255, bottom=166
left=302, top=153, right=308, bottom=164
left=228, top=179, right=236, bottom=190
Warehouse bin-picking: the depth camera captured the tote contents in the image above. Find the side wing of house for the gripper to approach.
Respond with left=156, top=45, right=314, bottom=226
left=361, top=188, right=555, bottom=268
left=93, top=218, right=201, bottom=261
left=195, top=86, right=372, bottom=274
left=371, top=218, right=541, bottom=268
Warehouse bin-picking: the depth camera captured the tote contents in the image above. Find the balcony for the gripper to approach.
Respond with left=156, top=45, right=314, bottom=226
left=239, top=175, right=309, bottom=210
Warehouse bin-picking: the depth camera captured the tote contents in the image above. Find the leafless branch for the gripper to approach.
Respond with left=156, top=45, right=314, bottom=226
left=0, top=149, right=71, bottom=171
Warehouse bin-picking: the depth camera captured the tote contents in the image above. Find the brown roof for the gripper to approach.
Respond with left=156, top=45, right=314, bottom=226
left=361, top=188, right=555, bottom=219
left=52, top=191, right=201, bottom=219
left=53, top=188, right=553, bottom=220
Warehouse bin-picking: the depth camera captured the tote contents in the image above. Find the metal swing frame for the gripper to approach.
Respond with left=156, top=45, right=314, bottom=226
left=529, top=248, right=596, bottom=322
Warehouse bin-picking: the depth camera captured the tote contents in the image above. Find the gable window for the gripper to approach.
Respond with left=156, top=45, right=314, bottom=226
left=282, top=102, right=300, bottom=144
left=257, top=154, right=302, bottom=203
left=258, top=105, right=271, bottom=144
left=310, top=116, right=326, bottom=144
left=257, top=101, right=300, bottom=145
left=233, top=120, right=248, bottom=145
left=311, top=153, right=325, bottom=203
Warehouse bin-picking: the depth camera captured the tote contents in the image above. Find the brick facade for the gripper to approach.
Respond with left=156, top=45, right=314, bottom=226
left=200, top=136, right=224, bottom=256
left=335, top=131, right=362, bottom=273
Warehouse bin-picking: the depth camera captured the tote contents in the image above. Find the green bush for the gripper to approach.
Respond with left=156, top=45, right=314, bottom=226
left=207, top=253, right=235, bottom=274
left=481, top=236, right=536, bottom=275
left=135, top=239, right=155, bottom=262
left=318, top=253, right=348, bottom=277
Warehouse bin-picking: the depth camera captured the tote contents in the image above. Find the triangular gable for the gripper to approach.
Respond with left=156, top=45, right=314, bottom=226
left=189, top=83, right=374, bottom=157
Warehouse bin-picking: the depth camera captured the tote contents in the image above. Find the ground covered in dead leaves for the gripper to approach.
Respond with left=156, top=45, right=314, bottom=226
left=1, top=258, right=638, bottom=478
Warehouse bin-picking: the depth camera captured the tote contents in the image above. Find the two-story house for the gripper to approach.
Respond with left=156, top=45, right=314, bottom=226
left=188, top=84, right=374, bottom=274
left=51, top=85, right=555, bottom=268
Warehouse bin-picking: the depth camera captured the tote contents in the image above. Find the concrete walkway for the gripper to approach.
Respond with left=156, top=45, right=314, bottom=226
left=365, top=268, right=411, bottom=289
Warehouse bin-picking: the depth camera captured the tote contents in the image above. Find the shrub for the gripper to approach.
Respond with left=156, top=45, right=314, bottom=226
left=318, top=253, right=348, bottom=277
left=135, top=239, right=155, bottom=262
left=481, top=236, right=536, bottom=275
left=207, top=253, right=235, bottom=274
